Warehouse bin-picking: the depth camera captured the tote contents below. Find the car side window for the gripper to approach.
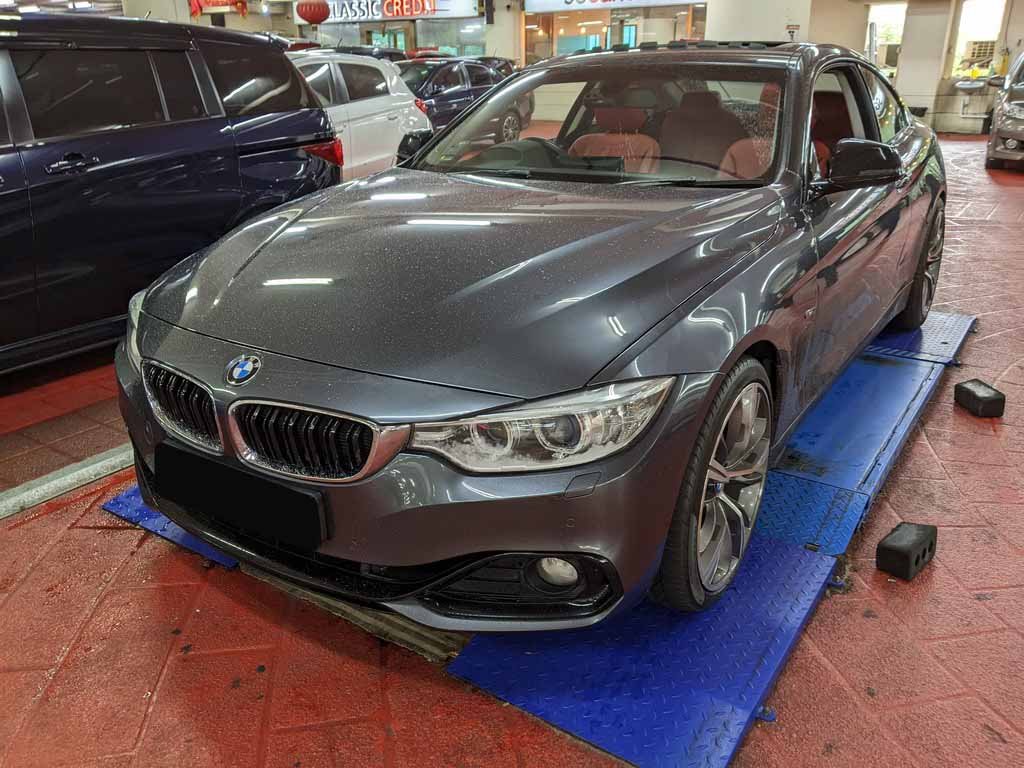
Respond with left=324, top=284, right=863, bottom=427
left=12, top=49, right=165, bottom=140
left=466, top=64, right=493, bottom=88
left=862, top=68, right=906, bottom=143
left=432, top=64, right=465, bottom=94
left=151, top=51, right=206, bottom=122
left=202, top=41, right=312, bottom=118
left=297, top=62, right=335, bottom=106
left=341, top=64, right=388, bottom=101
left=809, top=69, right=867, bottom=178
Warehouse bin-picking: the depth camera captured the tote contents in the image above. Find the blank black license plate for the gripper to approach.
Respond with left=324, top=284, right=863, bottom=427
left=154, top=444, right=325, bottom=551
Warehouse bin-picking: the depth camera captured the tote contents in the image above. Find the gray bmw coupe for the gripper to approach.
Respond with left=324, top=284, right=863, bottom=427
left=118, top=41, right=946, bottom=631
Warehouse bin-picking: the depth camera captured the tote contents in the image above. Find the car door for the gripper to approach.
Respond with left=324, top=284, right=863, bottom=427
left=296, top=59, right=355, bottom=181
left=860, top=65, right=927, bottom=294
left=464, top=62, right=496, bottom=103
left=805, top=64, right=910, bottom=386
left=425, top=63, right=472, bottom=130
left=0, top=52, right=37, bottom=350
left=12, top=46, right=242, bottom=335
left=339, top=60, right=402, bottom=177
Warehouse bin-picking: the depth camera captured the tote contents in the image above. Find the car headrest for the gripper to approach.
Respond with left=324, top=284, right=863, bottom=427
left=678, top=91, right=723, bottom=114
left=593, top=107, right=647, bottom=133
left=760, top=82, right=781, bottom=109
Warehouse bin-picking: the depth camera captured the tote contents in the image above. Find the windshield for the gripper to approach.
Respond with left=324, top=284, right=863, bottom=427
left=398, top=60, right=444, bottom=91
left=413, top=61, right=787, bottom=186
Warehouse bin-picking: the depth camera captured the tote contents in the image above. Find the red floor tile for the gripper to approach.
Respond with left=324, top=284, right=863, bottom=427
left=0, top=446, right=76, bottom=486
left=133, top=649, right=272, bottom=768
left=884, top=697, right=1024, bottom=768
left=183, top=569, right=292, bottom=655
left=976, top=502, right=1024, bottom=549
left=4, top=586, right=198, bottom=767
left=933, top=525, right=1024, bottom=590
left=263, top=720, right=386, bottom=768
left=20, top=412, right=101, bottom=445
left=0, top=670, right=49, bottom=758
left=113, top=536, right=208, bottom=589
left=0, top=528, right=143, bottom=670
left=804, top=595, right=966, bottom=709
left=58, top=425, right=128, bottom=461
left=929, top=631, right=1024, bottom=731
left=880, top=477, right=978, bottom=527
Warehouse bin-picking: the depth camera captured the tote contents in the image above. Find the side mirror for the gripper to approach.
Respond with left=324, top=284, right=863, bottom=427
left=813, top=138, right=902, bottom=194
left=396, top=129, right=434, bottom=164
left=988, top=75, right=1007, bottom=88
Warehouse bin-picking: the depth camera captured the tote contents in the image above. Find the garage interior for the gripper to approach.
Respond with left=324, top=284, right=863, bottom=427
left=2, top=1, right=1024, bottom=767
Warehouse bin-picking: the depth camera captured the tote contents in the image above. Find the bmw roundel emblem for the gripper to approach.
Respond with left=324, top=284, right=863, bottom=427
left=226, top=354, right=262, bottom=386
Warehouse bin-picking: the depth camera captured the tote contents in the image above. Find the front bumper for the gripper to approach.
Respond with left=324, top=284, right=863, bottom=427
left=988, top=117, right=1024, bottom=160
left=117, top=318, right=714, bottom=631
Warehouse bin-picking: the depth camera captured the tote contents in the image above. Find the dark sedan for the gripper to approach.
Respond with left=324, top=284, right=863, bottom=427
left=118, top=42, right=945, bottom=631
left=397, top=57, right=530, bottom=135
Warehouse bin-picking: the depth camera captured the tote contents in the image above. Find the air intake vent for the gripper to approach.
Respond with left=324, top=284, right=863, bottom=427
left=232, top=403, right=375, bottom=481
left=143, top=365, right=221, bottom=451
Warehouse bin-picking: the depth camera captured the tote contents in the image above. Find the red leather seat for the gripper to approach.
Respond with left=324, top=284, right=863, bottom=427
left=568, top=107, right=660, bottom=174
left=659, top=91, right=750, bottom=172
left=811, top=90, right=855, bottom=175
left=719, top=83, right=782, bottom=179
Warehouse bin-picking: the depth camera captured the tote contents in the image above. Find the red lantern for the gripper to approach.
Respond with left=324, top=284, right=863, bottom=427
left=297, top=0, right=330, bottom=24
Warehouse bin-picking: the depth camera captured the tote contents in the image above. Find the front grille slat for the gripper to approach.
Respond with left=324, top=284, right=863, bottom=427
left=234, top=403, right=374, bottom=481
left=144, top=365, right=220, bottom=451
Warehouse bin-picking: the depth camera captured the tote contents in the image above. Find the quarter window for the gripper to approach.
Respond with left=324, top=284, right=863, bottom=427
left=432, top=65, right=464, bottom=93
left=202, top=41, right=312, bottom=118
left=297, top=62, right=335, bottom=106
left=466, top=64, right=493, bottom=88
left=152, top=52, right=206, bottom=122
left=862, top=69, right=906, bottom=143
left=12, top=49, right=165, bottom=139
left=341, top=64, right=388, bottom=101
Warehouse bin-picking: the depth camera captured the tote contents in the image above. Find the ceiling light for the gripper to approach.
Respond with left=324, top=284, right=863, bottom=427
left=18, top=4, right=40, bottom=11
left=262, top=277, right=334, bottom=286
left=407, top=219, right=491, bottom=227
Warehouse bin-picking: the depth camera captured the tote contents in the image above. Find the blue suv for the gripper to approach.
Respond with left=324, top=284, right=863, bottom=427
left=0, top=14, right=342, bottom=373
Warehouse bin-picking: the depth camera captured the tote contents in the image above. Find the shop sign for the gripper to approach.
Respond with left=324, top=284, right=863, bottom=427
left=525, top=0, right=695, bottom=11
left=295, top=0, right=479, bottom=22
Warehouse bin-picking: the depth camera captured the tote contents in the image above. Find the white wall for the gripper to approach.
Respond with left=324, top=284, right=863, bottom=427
left=808, top=0, right=870, bottom=51
left=485, top=3, right=524, bottom=65
left=705, top=0, right=813, bottom=41
left=893, top=0, right=956, bottom=109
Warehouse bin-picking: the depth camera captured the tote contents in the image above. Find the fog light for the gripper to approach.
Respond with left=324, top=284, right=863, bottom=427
left=1005, top=138, right=1020, bottom=150
left=535, top=557, right=579, bottom=588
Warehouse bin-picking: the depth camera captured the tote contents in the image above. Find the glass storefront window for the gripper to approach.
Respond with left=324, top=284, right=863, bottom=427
left=525, top=4, right=706, bottom=66
left=317, top=17, right=484, bottom=56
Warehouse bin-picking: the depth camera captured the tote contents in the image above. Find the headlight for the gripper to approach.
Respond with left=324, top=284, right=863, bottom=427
left=1004, top=102, right=1024, bottom=120
left=126, top=289, right=146, bottom=370
left=409, top=377, right=675, bottom=473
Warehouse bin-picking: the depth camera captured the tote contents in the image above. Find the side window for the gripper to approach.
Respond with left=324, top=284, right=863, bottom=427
left=862, top=69, right=906, bottom=143
left=341, top=64, right=388, bottom=101
left=809, top=69, right=867, bottom=177
left=12, top=49, right=164, bottom=139
left=432, top=65, right=465, bottom=93
left=202, top=41, right=312, bottom=118
left=297, top=62, right=335, bottom=106
left=466, top=64, right=493, bottom=88
left=151, top=52, right=205, bottom=122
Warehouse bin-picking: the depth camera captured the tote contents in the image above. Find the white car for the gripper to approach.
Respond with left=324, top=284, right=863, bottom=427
left=289, top=50, right=432, bottom=180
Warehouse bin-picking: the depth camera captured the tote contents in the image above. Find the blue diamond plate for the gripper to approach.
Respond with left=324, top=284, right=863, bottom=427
left=866, top=311, right=976, bottom=365
left=103, top=486, right=238, bottom=568
left=776, top=354, right=943, bottom=499
left=448, top=535, right=835, bottom=768
left=758, top=472, right=869, bottom=556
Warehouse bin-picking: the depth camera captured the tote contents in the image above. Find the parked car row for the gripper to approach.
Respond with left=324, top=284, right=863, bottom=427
left=0, top=14, right=342, bottom=373
left=986, top=50, right=1024, bottom=169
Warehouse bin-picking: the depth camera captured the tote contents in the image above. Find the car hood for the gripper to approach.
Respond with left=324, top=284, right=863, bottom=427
left=144, top=170, right=782, bottom=398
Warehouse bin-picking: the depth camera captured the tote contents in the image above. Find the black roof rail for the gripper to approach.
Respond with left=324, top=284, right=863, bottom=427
left=611, top=43, right=631, bottom=52
left=638, top=41, right=659, bottom=50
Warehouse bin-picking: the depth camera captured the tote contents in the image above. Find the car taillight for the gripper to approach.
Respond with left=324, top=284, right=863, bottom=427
left=304, top=138, right=344, bottom=167
left=415, top=98, right=429, bottom=115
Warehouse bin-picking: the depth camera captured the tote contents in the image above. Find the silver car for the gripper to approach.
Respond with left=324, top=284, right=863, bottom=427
left=987, top=51, right=1024, bottom=169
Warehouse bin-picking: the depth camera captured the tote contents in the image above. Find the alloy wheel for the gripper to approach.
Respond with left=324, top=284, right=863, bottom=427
left=922, top=207, right=944, bottom=313
left=697, top=382, right=771, bottom=592
left=501, top=113, right=521, bottom=143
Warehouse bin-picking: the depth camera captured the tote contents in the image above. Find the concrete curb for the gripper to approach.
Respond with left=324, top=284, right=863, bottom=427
left=0, top=443, right=134, bottom=522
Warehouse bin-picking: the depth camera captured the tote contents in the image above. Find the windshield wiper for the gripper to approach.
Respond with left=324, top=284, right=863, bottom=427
left=453, top=168, right=533, bottom=179
left=615, top=178, right=764, bottom=188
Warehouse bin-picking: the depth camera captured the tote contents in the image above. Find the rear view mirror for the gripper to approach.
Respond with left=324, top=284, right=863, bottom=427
left=988, top=75, right=1007, bottom=88
left=397, top=129, right=434, bottom=164
left=813, top=138, right=902, bottom=194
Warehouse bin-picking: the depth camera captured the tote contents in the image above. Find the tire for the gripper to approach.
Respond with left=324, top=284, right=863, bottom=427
left=890, top=201, right=944, bottom=331
left=652, top=357, right=773, bottom=612
left=499, top=111, right=521, bottom=143
left=986, top=156, right=1005, bottom=170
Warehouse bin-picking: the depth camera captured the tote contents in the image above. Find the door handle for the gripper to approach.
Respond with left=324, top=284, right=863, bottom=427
left=45, top=153, right=100, bottom=175
left=386, top=114, right=399, bottom=121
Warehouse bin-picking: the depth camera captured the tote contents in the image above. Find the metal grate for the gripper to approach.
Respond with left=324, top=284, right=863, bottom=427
left=232, top=403, right=374, bottom=481
left=143, top=364, right=221, bottom=451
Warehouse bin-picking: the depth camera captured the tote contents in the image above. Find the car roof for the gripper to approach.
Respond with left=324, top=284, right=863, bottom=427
left=0, top=11, right=282, bottom=49
left=527, top=41, right=858, bottom=72
left=288, top=49, right=393, bottom=67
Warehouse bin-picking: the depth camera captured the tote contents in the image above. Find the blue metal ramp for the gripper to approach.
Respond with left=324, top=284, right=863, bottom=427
left=865, top=311, right=976, bottom=365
